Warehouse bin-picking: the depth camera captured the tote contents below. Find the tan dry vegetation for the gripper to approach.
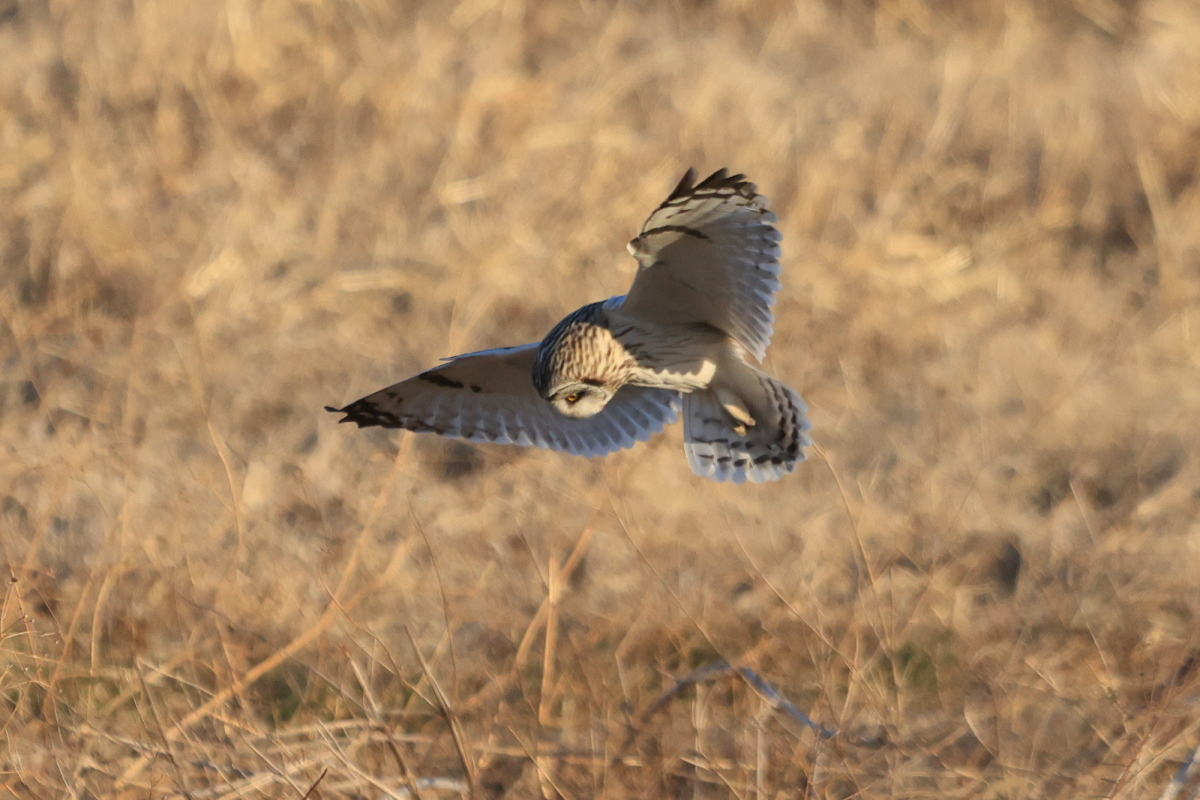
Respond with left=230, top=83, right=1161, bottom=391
left=3, top=0, right=1200, bottom=797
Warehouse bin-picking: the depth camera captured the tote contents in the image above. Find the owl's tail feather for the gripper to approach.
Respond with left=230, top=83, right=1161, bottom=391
left=682, top=362, right=811, bottom=484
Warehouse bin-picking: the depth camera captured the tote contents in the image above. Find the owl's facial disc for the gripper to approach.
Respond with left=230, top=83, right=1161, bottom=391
left=549, top=382, right=612, bottom=419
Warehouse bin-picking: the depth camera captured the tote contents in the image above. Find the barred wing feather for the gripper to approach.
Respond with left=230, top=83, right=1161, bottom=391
left=619, top=168, right=783, bottom=362
left=327, top=344, right=680, bottom=457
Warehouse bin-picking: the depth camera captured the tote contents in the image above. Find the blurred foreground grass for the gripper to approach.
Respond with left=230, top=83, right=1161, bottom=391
left=3, top=0, right=1200, bottom=797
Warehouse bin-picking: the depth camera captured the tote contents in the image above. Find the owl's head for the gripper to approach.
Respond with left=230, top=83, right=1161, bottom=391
left=533, top=304, right=626, bottom=419
left=546, top=381, right=614, bottom=419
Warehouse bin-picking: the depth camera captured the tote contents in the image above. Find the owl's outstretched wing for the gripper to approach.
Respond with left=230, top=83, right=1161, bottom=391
left=619, top=168, right=782, bottom=362
left=326, top=344, right=680, bottom=457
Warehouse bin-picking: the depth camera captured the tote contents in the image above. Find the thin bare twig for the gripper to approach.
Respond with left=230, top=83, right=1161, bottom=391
left=458, top=527, right=593, bottom=717
left=300, top=768, right=327, bottom=800
left=350, top=657, right=426, bottom=800
left=612, top=659, right=841, bottom=774
left=734, top=665, right=837, bottom=739
left=405, top=626, right=479, bottom=800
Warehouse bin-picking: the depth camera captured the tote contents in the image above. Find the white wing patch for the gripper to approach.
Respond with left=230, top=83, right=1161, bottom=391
left=327, top=344, right=680, bottom=458
left=619, top=168, right=782, bottom=362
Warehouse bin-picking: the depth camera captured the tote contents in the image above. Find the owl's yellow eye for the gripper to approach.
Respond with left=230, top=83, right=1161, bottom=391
left=565, top=393, right=581, bottom=404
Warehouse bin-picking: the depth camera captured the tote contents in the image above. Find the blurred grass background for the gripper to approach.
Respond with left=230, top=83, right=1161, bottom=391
left=3, top=0, right=1200, bottom=797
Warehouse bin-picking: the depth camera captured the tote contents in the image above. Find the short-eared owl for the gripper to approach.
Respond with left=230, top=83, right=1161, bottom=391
left=327, top=168, right=810, bottom=483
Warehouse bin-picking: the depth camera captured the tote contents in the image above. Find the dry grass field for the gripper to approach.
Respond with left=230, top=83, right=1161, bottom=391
left=3, top=0, right=1200, bottom=797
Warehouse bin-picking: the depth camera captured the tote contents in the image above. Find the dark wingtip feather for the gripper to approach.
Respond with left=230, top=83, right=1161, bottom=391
left=697, top=168, right=755, bottom=194
left=662, top=168, right=758, bottom=205
left=327, top=397, right=406, bottom=429
left=324, top=404, right=353, bottom=424
left=666, top=167, right=699, bottom=202
left=698, top=167, right=729, bottom=188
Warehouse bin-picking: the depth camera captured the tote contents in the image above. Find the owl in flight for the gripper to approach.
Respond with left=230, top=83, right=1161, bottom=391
left=327, top=168, right=810, bottom=483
